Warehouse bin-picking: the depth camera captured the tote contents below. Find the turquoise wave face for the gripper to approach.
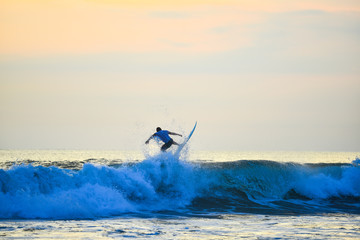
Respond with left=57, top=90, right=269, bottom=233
left=1, top=154, right=359, bottom=219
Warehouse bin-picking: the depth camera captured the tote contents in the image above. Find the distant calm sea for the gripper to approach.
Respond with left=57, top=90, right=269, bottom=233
left=0, top=150, right=359, bottom=239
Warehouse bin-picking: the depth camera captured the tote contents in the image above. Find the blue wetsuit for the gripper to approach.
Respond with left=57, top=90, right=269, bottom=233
left=154, top=130, right=174, bottom=151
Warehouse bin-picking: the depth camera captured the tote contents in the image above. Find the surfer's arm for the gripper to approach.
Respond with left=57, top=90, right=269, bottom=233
left=145, top=134, right=155, bottom=144
left=168, top=132, right=182, bottom=137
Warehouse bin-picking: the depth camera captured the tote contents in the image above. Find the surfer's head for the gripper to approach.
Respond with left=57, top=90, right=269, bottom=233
left=156, top=127, right=162, bottom=132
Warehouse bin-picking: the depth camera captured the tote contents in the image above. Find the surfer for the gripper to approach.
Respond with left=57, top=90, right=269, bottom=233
left=145, top=127, right=182, bottom=151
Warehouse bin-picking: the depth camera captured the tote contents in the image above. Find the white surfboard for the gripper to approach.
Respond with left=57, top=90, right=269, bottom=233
left=174, top=122, right=197, bottom=156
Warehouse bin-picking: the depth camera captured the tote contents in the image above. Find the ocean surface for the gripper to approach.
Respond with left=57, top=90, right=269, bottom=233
left=0, top=150, right=359, bottom=239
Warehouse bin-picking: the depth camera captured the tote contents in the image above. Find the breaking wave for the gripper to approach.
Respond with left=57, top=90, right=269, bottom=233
left=1, top=154, right=359, bottom=219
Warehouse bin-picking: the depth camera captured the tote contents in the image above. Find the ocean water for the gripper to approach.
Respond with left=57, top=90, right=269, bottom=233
left=0, top=150, right=359, bottom=239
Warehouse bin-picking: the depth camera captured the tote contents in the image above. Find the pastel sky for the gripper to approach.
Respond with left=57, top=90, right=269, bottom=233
left=1, top=0, right=359, bottom=151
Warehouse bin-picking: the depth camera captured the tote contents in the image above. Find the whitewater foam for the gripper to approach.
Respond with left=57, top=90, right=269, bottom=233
left=1, top=155, right=359, bottom=219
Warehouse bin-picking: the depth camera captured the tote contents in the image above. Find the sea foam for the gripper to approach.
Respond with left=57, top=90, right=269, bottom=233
left=1, top=155, right=359, bottom=219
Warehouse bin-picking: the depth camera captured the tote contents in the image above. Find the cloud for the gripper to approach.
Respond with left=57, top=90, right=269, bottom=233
left=0, top=3, right=257, bottom=55
left=1, top=0, right=360, bottom=150
left=149, top=11, right=193, bottom=19
left=1, top=1, right=359, bottom=57
left=85, top=0, right=360, bottom=11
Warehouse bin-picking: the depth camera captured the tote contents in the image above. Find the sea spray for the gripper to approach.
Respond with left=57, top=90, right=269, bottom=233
left=1, top=155, right=359, bottom=219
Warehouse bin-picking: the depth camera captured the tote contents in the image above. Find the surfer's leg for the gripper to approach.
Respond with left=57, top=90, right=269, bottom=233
left=161, top=139, right=174, bottom=151
left=160, top=144, right=167, bottom=151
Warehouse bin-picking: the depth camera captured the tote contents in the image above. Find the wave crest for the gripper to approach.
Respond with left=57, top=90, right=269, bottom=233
left=1, top=155, right=359, bottom=219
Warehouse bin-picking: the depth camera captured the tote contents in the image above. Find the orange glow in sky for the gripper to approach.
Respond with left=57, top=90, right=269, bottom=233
left=1, top=0, right=359, bottom=56
left=1, top=0, right=359, bottom=150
